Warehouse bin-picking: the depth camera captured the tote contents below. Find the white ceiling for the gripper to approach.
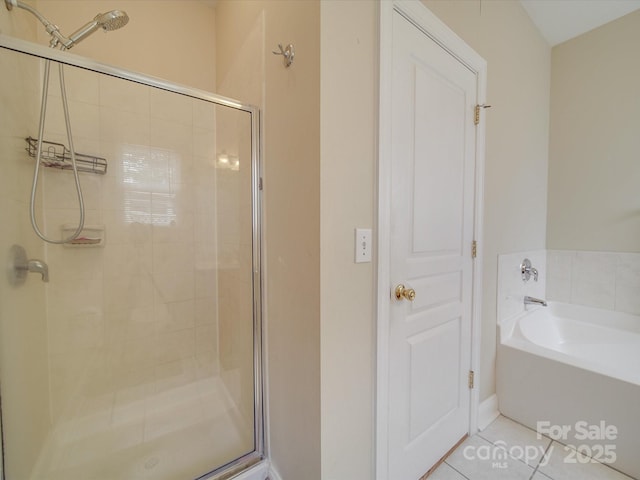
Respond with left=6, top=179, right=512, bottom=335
left=519, top=0, right=640, bottom=46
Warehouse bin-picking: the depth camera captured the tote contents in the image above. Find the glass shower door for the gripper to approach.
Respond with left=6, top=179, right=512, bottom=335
left=0, top=44, right=262, bottom=480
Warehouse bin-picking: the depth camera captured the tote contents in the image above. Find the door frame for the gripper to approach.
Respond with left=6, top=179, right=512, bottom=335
left=376, top=1, right=487, bottom=478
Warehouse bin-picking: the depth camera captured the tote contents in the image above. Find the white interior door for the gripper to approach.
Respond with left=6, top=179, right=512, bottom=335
left=387, top=10, right=478, bottom=479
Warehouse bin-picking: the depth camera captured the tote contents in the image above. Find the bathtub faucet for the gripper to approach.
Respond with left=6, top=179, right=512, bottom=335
left=520, top=258, right=539, bottom=282
left=524, top=296, right=547, bottom=307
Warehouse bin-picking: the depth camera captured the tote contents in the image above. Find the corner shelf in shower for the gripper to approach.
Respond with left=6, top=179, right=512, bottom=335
left=25, top=136, right=107, bottom=175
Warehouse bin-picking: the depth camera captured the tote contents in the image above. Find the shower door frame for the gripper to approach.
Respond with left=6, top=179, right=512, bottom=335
left=0, top=33, right=266, bottom=480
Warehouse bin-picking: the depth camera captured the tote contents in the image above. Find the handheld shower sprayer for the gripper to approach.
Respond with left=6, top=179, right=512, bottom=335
left=4, top=0, right=129, bottom=50
left=5, top=0, right=129, bottom=244
left=65, top=10, right=129, bottom=49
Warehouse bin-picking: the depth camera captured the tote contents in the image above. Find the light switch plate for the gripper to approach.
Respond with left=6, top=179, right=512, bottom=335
left=355, top=228, right=372, bottom=263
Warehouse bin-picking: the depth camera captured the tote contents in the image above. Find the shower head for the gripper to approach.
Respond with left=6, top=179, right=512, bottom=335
left=4, top=0, right=129, bottom=50
left=96, top=11, right=129, bottom=31
left=66, top=11, right=129, bottom=48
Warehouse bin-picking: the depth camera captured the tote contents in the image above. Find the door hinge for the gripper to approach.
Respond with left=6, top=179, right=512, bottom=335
left=471, top=240, right=477, bottom=259
left=468, top=370, right=475, bottom=389
left=259, top=177, right=263, bottom=190
left=474, top=104, right=491, bottom=126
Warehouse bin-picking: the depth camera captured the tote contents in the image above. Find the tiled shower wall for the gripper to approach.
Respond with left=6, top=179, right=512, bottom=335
left=547, top=250, right=640, bottom=316
left=0, top=47, right=51, bottom=480
left=212, top=108, right=255, bottom=430
left=39, top=64, right=225, bottom=422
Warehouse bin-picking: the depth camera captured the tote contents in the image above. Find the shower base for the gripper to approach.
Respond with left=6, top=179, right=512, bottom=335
left=30, top=358, right=252, bottom=480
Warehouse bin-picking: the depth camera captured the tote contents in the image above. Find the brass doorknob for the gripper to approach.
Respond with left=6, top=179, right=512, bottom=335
left=394, top=284, right=416, bottom=302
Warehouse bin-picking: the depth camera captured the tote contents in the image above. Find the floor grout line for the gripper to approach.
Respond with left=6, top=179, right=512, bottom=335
left=529, top=440, right=554, bottom=480
left=420, top=435, right=468, bottom=479
left=443, top=460, right=471, bottom=480
left=476, top=426, right=546, bottom=473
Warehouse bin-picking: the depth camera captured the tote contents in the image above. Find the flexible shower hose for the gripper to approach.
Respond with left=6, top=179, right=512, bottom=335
left=30, top=59, right=85, bottom=244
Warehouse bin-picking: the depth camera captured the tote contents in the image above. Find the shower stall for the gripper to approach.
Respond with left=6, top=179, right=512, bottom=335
left=0, top=30, right=264, bottom=480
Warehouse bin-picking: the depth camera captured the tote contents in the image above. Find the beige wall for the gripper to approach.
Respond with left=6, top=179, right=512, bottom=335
left=547, top=10, right=640, bottom=253
left=214, top=1, right=322, bottom=478
left=423, top=0, right=550, bottom=402
left=3, top=1, right=216, bottom=90
left=35, top=1, right=217, bottom=92
left=261, top=2, right=321, bottom=478
left=0, top=0, right=37, bottom=38
left=320, top=1, right=377, bottom=479
left=215, top=1, right=263, bottom=107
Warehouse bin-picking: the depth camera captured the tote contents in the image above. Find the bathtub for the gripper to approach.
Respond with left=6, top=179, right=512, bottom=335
left=497, top=302, right=640, bottom=479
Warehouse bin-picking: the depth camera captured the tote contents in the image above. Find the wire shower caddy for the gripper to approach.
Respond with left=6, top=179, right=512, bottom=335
left=25, top=136, right=107, bottom=175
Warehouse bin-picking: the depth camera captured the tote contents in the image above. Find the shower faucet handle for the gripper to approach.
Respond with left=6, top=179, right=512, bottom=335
left=520, top=258, right=538, bottom=282
left=8, top=245, right=50, bottom=285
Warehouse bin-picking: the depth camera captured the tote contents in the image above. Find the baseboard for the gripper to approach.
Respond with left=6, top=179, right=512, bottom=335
left=477, top=393, right=500, bottom=431
left=268, top=465, right=283, bottom=480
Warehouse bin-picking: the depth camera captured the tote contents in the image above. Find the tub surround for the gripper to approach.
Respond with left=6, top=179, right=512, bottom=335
left=498, top=248, right=640, bottom=324
left=547, top=249, right=640, bottom=316
left=497, top=250, right=547, bottom=325
left=497, top=248, right=640, bottom=323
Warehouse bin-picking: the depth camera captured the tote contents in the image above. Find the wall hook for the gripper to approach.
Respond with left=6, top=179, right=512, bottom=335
left=272, top=43, right=294, bottom=68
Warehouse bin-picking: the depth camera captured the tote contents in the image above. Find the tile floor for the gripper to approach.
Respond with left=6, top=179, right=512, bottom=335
left=429, top=416, right=636, bottom=480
